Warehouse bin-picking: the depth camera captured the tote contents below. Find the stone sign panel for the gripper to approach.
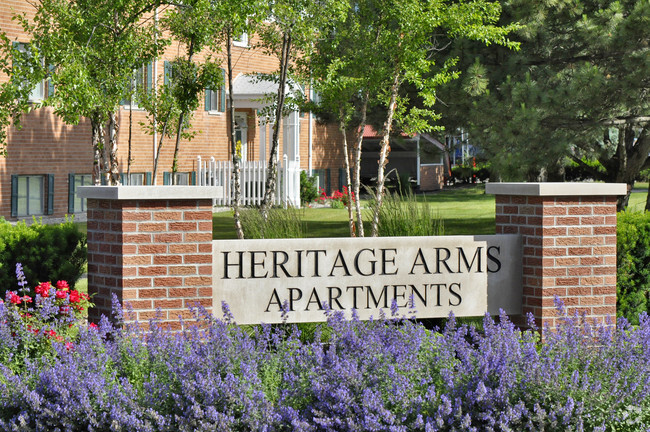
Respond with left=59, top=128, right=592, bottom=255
left=213, top=235, right=522, bottom=324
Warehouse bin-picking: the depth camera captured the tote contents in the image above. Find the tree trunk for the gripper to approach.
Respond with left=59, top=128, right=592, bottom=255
left=610, top=125, right=650, bottom=211
left=227, top=28, right=244, bottom=239
left=171, top=111, right=185, bottom=185
left=352, top=89, right=370, bottom=237
left=91, top=114, right=103, bottom=185
left=152, top=118, right=169, bottom=185
left=370, top=70, right=401, bottom=237
left=261, top=31, right=291, bottom=219
left=339, top=113, right=355, bottom=237
left=126, top=102, right=133, bottom=184
left=171, top=38, right=196, bottom=185
left=107, top=110, right=121, bottom=185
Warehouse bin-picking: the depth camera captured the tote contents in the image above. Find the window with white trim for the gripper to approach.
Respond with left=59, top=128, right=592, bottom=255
left=122, top=63, right=152, bottom=109
left=13, top=42, right=49, bottom=102
left=233, top=33, right=249, bottom=47
left=204, top=68, right=226, bottom=113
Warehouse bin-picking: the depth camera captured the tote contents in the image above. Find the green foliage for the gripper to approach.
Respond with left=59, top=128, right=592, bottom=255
left=436, top=0, right=650, bottom=192
left=299, top=171, right=318, bottom=205
left=240, top=208, right=306, bottom=239
left=0, top=219, right=86, bottom=298
left=0, top=35, right=44, bottom=156
left=617, top=211, right=650, bottom=324
left=450, top=161, right=491, bottom=183
left=372, top=189, right=444, bottom=237
left=564, top=157, right=607, bottom=181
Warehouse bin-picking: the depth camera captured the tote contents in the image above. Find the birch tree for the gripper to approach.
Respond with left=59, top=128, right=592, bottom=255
left=256, top=0, right=348, bottom=218
left=208, top=0, right=261, bottom=239
left=163, top=0, right=223, bottom=184
left=13, top=0, right=167, bottom=184
left=365, top=0, right=519, bottom=236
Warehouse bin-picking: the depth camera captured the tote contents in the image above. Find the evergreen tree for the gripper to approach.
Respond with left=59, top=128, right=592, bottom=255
left=436, top=0, right=650, bottom=209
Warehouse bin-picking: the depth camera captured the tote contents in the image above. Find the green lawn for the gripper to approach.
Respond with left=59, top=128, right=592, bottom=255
left=213, top=183, right=650, bottom=239
left=629, top=182, right=648, bottom=212
left=213, top=184, right=496, bottom=239
left=73, top=183, right=649, bottom=239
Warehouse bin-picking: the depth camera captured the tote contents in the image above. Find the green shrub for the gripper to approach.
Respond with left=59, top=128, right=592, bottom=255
left=617, top=211, right=650, bottom=323
left=0, top=218, right=86, bottom=298
left=373, top=189, right=444, bottom=237
left=564, top=157, right=606, bottom=181
left=299, top=171, right=318, bottom=205
left=240, top=208, right=306, bottom=239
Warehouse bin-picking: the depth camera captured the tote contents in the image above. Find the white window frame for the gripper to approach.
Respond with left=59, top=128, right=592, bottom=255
left=173, top=172, right=190, bottom=185
left=206, top=88, right=224, bottom=114
left=128, top=173, right=146, bottom=185
left=233, top=32, right=249, bottom=47
left=122, top=64, right=150, bottom=110
left=14, top=42, right=46, bottom=103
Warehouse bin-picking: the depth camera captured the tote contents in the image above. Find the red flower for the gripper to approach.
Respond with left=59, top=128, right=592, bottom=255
left=35, top=282, right=52, bottom=297
left=7, top=291, right=21, bottom=304
left=22, top=295, right=32, bottom=303
left=55, top=290, right=67, bottom=300
left=55, top=280, right=69, bottom=291
left=44, top=329, right=57, bottom=338
left=59, top=306, right=70, bottom=315
left=69, top=290, right=80, bottom=303
left=65, top=342, right=74, bottom=351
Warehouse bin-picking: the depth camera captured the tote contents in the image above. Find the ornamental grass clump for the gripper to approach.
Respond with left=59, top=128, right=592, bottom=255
left=1, top=280, right=650, bottom=430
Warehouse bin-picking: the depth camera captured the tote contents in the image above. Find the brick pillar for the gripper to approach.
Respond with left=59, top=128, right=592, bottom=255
left=486, top=183, right=626, bottom=329
left=78, top=186, right=220, bottom=329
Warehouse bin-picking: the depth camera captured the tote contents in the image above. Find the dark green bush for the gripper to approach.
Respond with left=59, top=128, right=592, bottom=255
left=564, top=157, right=606, bottom=181
left=299, top=171, right=318, bottom=204
left=0, top=218, right=86, bottom=297
left=617, top=211, right=650, bottom=324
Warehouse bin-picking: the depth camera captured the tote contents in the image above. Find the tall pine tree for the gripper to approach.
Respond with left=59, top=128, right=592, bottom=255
left=437, top=0, right=650, bottom=209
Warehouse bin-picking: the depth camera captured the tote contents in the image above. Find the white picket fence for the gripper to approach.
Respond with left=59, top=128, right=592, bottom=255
left=196, top=155, right=301, bottom=208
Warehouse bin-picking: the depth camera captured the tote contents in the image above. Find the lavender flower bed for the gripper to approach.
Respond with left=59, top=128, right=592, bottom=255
left=1, top=299, right=650, bottom=431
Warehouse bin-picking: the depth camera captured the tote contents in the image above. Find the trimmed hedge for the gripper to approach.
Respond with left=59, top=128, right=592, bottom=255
left=617, top=211, right=650, bottom=324
left=0, top=218, right=86, bottom=297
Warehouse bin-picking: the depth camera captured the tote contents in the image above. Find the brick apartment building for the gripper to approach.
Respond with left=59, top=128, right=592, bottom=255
left=1, top=1, right=447, bottom=221
left=0, top=0, right=353, bottom=221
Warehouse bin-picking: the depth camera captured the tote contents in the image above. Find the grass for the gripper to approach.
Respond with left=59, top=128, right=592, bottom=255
left=213, top=184, right=496, bottom=239
left=70, top=183, right=647, bottom=240
left=628, top=182, right=648, bottom=212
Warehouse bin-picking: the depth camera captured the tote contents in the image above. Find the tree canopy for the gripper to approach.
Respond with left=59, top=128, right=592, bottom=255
left=436, top=0, right=650, bottom=208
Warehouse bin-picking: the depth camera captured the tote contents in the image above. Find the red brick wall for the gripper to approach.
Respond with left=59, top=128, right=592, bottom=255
left=0, top=4, right=344, bottom=219
left=86, top=197, right=213, bottom=328
left=419, top=165, right=445, bottom=191
left=495, top=194, right=617, bottom=329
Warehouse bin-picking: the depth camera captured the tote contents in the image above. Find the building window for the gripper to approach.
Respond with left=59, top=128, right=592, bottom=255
left=122, top=63, right=152, bottom=108
left=163, top=171, right=195, bottom=185
left=68, top=174, right=92, bottom=213
left=13, top=42, right=50, bottom=102
left=204, top=68, right=226, bottom=113
left=233, top=32, right=249, bottom=47
left=11, top=174, right=54, bottom=217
